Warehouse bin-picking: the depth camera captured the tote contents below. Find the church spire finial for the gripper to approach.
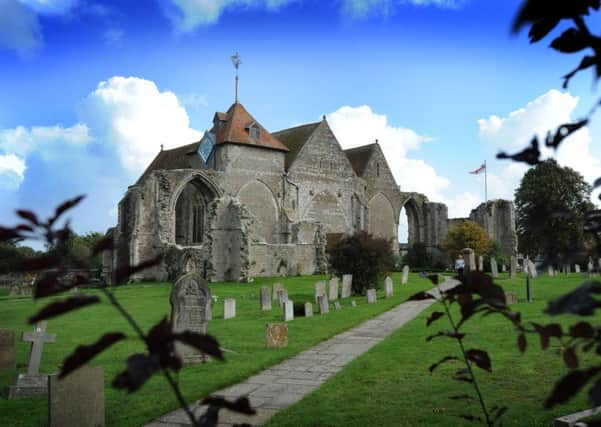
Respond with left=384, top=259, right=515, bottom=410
left=231, top=52, right=241, bottom=103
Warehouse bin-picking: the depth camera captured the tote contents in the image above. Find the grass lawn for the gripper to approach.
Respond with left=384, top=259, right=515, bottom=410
left=267, top=273, right=601, bottom=427
left=0, top=272, right=434, bottom=426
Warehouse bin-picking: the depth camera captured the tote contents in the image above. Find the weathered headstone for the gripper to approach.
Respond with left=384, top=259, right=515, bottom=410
left=478, top=255, right=484, bottom=272
left=598, top=257, right=601, bottom=272
left=402, top=265, right=409, bottom=284
left=505, top=291, right=519, bottom=305
left=548, top=265, right=554, bottom=276
left=314, top=281, right=326, bottom=304
left=272, top=283, right=284, bottom=301
left=277, top=289, right=289, bottom=309
left=341, top=274, right=352, bottom=298
left=224, top=298, right=236, bottom=319
left=304, top=302, right=313, bottom=317
left=260, top=287, right=271, bottom=311
left=48, top=366, right=104, bottom=427
left=318, top=295, right=329, bottom=314
left=567, top=264, right=572, bottom=274
left=502, top=264, right=507, bottom=273
left=328, top=277, right=339, bottom=301
left=9, top=285, right=19, bottom=296
left=367, top=288, right=376, bottom=304
left=283, top=300, right=294, bottom=322
left=0, top=329, right=15, bottom=372
left=333, top=301, right=341, bottom=310
left=170, top=272, right=211, bottom=364
left=575, top=264, right=581, bottom=273
left=5, top=321, right=56, bottom=398
left=463, top=248, right=476, bottom=272
left=384, top=276, right=393, bottom=298
left=490, top=258, right=499, bottom=278
left=265, top=323, right=288, bottom=348
left=510, top=255, right=517, bottom=279
left=528, top=260, right=538, bottom=278
left=351, top=300, right=357, bottom=307
left=588, top=257, right=594, bottom=273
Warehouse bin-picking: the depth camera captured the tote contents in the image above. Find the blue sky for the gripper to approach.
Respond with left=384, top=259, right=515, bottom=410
left=1, top=0, right=600, bottom=243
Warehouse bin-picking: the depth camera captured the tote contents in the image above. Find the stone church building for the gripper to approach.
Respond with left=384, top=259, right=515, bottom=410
left=103, top=101, right=517, bottom=282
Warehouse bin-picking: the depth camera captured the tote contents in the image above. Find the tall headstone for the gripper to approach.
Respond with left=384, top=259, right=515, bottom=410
left=478, top=255, right=484, bottom=272
left=265, top=323, right=288, bottom=348
left=384, top=276, right=393, bottom=298
left=333, top=301, right=341, bottom=310
left=328, top=277, right=339, bottom=301
left=367, top=289, right=377, bottom=304
left=260, top=287, right=272, bottom=311
left=575, top=264, right=581, bottom=273
left=402, top=265, right=409, bottom=284
left=277, top=289, right=289, bottom=309
left=567, top=264, right=572, bottom=274
left=341, top=275, right=352, bottom=298
left=314, top=281, right=326, bottom=304
left=272, top=283, right=284, bottom=301
left=48, top=366, right=104, bottom=427
left=5, top=321, right=56, bottom=398
left=224, top=298, right=236, bottom=319
left=463, top=248, right=476, bottom=272
left=502, top=264, right=507, bottom=273
left=170, top=272, right=211, bottom=364
left=588, top=257, right=594, bottom=273
left=0, top=329, right=15, bottom=372
left=283, top=300, right=294, bottom=322
left=304, top=302, right=313, bottom=317
left=318, top=295, right=329, bottom=314
left=528, top=260, right=538, bottom=278
left=510, top=255, right=517, bottom=279
left=505, top=292, right=519, bottom=305
left=548, top=265, right=554, bottom=277
left=490, top=258, right=499, bottom=278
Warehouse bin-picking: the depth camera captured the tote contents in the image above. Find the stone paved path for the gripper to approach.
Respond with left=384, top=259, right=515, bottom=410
left=147, top=278, right=458, bottom=427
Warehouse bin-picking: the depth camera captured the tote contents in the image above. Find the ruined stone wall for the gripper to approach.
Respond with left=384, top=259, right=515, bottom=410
left=469, top=200, right=518, bottom=256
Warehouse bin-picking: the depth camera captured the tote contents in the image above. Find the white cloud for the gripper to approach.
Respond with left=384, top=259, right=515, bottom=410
left=0, top=123, right=90, bottom=157
left=79, top=76, right=202, bottom=175
left=478, top=89, right=601, bottom=200
left=17, top=0, right=78, bottom=15
left=161, top=0, right=297, bottom=31
left=0, top=153, right=26, bottom=190
left=342, top=0, right=463, bottom=17
left=0, top=0, right=42, bottom=55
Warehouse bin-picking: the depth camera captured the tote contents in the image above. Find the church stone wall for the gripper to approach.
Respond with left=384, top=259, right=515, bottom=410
left=469, top=200, right=518, bottom=256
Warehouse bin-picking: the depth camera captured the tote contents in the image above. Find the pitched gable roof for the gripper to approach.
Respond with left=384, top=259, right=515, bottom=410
left=136, top=142, right=202, bottom=184
left=273, top=121, right=321, bottom=170
left=212, top=102, right=289, bottom=152
left=344, top=143, right=377, bottom=177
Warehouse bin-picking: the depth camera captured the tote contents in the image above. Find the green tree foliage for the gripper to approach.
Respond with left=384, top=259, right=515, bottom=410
left=46, top=231, right=105, bottom=269
left=328, top=231, right=394, bottom=295
left=406, top=242, right=431, bottom=268
left=514, top=159, right=594, bottom=260
left=442, top=220, right=492, bottom=260
left=0, top=240, right=38, bottom=274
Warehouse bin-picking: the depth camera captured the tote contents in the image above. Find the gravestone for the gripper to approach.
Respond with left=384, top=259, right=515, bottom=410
left=277, top=289, right=289, bottom=309
left=351, top=300, right=357, bottom=307
left=598, top=257, right=601, bottom=272
left=314, top=281, right=326, bottom=304
left=328, top=277, right=339, bottom=301
left=505, top=292, right=519, bottom=305
left=528, top=260, right=538, bottom=278
left=402, top=265, right=409, bottom=284
left=478, top=255, right=484, bottom=272
left=384, top=276, right=393, bottom=298
left=170, top=272, right=211, bottom=364
left=589, top=257, right=594, bottom=273
left=9, top=285, right=19, bottom=296
left=272, top=283, right=284, bottom=301
left=265, top=323, right=288, bottom=348
left=490, top=258, right=498, bottom=278
left=463, top=248, right=476, bottom=272
left=5, top=321, right=56, bottom=398
left=510, top=256, right=517, bottom=279
left=502, top=264, right=507, bottom=273
left=48, top=366, right=104, bottom=427
left=0, top=329, right=15, bottom=372
left=575, top=264, right=581, bottom=273
left=367, top=289, right=376, bottom=304
left=318, top=295, right=329, bottom=314
left=567, top=264, right=572, bottom=274
left=334, top=301, right=341, bottom=311
left=283, top=300, right=294, bottom=322
left=304, top=302, right=313, bottom=317
left=548, top=265, right=554, bottom=276
left=260, top=287, right=272, bottom=311
left=341, top=275, right=352, bottom=298
left=224, top=299, right=236, bottom=319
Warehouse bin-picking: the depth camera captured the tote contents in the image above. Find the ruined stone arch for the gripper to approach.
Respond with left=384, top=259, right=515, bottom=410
left=236, top=179, right=279, bottom=243
left=303, top=190, right=348, bottom=234
left=401, top=197, right=425, bottom=245
left=368, top=192, right=396, bottom=241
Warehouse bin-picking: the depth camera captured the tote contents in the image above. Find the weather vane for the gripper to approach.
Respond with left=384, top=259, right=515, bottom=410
left=231, top=52, right=241, bottom=103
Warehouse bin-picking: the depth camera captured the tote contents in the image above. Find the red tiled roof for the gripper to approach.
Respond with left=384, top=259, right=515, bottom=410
left=212, top=103, right=289, bottom=152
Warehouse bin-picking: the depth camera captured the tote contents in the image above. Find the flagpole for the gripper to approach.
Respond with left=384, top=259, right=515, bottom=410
left=484, top=160, right=488, bottom=203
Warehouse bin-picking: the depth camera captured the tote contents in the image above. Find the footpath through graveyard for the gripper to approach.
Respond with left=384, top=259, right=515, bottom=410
left=147, top=277, right=459, bottom=427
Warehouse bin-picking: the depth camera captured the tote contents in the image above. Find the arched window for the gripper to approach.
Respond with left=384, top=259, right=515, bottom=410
left=175, top=181, right=211, bottom=245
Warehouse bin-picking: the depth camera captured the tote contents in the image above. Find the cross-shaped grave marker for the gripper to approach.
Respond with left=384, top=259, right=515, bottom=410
left=22, top=321, right=55, bottom=376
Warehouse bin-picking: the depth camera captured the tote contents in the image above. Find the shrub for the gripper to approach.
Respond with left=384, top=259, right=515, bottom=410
left=406, top=242, right=431, bottom=268
left=328, top=231, right=394, bottom=295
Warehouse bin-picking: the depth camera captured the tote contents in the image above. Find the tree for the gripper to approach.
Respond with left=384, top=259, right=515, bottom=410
left=442, top=220, right=492, bottom=260
left=514, top=159, right=594, bottom=261
left=405, top=242, right=431, bottom=268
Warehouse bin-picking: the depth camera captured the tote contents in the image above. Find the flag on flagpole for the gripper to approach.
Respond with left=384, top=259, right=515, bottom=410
left=469, top=163, right=486, bottom=175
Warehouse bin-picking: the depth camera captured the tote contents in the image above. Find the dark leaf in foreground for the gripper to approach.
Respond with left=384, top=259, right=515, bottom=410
left=0, top=226, right=25, bottom=241
left=202, top=396, right=256, bottom=415
left=546, top=281, right=601, bottom=316
left=466, top=349, right=492, bottom=372
left=449, top=394, right=475, bottom=401
left=426, top=311, right=444, bottom=327
left=427, top=274, right=439, bottom=285
left=528, top=17, right=560, bottom=42
left=92, top=234, right=115, bottom=256
left=518, top=333, right=527, bottom=353
left=563, top=55, right=596, bottom=87
left=563, top=346, right=579, bottom=369
left=406, top=291, right=436, bottom=302
left=429, top=356, right=460, bottom=373
left=113, top=255, right=163, bottom=284
left=492, top=406, right=508, bottom=422
left=497, top=137, right=541, bottom=166
left=33, top=272, right=67, bottom=298
left=545, top=119, right=589, bottom=149
left=173, top=331, right=223, bottom=361
left=16, top=209, right=39, bottom=225
left=60, top=333, right=126, bottom=378
left=112, top=353, right=160, bottom=392
left=459, top=414, right=482, bottom=422
left=29, top=295, right=100, bottom=324
left=544, top=367, right=601, bottom=408
left=146, top=318, right=182, bottom=372
left=569, top=321, right=595, bottom=338
left=426, top=331, right=465, bottom=342
left=49, top=195, right=85, bottom=226
left=512, top=0, right=600, bottom=33
left=16, top=255, right=60, bottom=272
left=550, top=28, right=590, bottom=53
